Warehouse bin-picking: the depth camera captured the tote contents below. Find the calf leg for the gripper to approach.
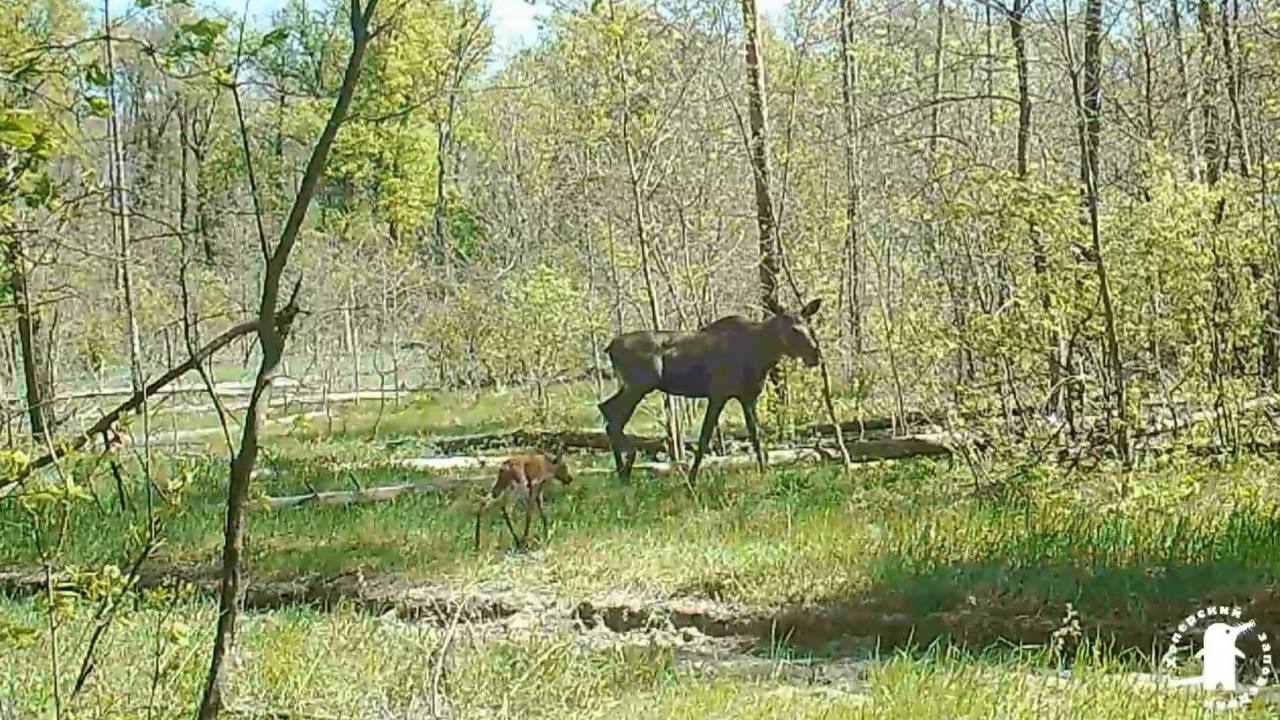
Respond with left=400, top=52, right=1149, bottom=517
left=688, top=396, right=727, bottom=487
left=500, top=507, right=521, bottom=549
left=520, top=502, right=534, bottom=548
left=534, top=491, right=549, bottom=540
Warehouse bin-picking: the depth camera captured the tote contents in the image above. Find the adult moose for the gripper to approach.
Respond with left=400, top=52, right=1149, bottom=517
left=599, top=298, right=824, bottom=485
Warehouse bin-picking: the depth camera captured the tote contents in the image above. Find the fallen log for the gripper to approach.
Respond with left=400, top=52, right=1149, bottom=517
left=426, top=414, right=925, bottom=456
left=843, top=435, right=953, bottom=461
left=1, top=313, right=284, bottom=497
left=263, top=481, right=446, bottom=510
left=802, top=411, right=939, bottom=438
left=259, top=435, right=955, bottom=510
left=1135, top=395, right=1280, bottom=439
left=396, top=455, right=512, bottom=472
left=629, top=435, right=954, bottom=476
left=260, top=472, right=615, bottom=511
left=430, top=428, right=676, bottom=455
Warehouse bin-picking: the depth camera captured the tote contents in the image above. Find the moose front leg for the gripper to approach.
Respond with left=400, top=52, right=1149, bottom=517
left=741, top=396, right=767, bottom=473
left=688, top=396, right=726, bottom=487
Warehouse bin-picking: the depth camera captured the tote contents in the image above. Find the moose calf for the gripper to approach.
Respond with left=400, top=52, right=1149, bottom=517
left=474, top=452, right=574, bottom=551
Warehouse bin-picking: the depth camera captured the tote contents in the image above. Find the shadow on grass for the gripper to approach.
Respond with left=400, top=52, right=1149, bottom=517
left=751, top=501, right=1280, bottom=661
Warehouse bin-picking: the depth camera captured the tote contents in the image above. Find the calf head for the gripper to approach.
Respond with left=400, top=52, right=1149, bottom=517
left=549, top=452, right=574, bottom=486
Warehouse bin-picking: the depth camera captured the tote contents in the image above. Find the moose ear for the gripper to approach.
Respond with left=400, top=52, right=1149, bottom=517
left=800, top=298, right=822, bottom=318
left=763, top=296, right=786, bottom=316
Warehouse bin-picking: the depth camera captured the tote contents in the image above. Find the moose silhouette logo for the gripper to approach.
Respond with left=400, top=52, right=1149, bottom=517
left=1161, top=605, right=1273, bottom=711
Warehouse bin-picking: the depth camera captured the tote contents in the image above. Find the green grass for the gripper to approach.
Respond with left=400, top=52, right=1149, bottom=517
left=0, top=596, right=1269, bottom=719
left=6, top=391, right=1280, bottom=716
left=5, top=444, right=1280, bottom=657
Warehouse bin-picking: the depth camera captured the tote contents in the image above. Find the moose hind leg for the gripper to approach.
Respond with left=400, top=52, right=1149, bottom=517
left=599, top=389, right=629, bottom=474
left=741, top=397, right=767, bottom=472
left=601, top=388, right=646, bottom=480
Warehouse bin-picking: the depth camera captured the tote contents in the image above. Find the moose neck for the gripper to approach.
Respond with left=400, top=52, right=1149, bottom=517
left=750, top=319, right=787, bottom=374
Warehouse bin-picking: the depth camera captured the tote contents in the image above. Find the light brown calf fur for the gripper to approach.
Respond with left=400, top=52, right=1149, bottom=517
left=474, top=453, right=574, bottom=551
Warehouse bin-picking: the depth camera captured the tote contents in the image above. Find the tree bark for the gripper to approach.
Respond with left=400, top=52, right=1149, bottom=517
left=1198, top=0, right=1222, bottom=185
left=196, top=1, right=378, bottom=716
left=741, top=0, right=780, bottom=316
left=838, top=0, right=863, bottom=362
left=1009, top=0, right=1056, bottom=412
left=1219, top=0, right=1250, bottom=176
left=928, top=0, right=945, bottom=156
left=607, top=0, right=682, bottom=463
left=5, top=238, right=52, bottom=441
left=1083, top=0, right=1129, bottom=463
left=103, top=0, right=144, bottom=393
left=1136, top=0, right=1156, bottom=140
left=1170, top=0, right=1199, bottom=178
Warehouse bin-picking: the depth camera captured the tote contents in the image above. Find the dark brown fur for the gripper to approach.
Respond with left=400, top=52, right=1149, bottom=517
left=473, top=453, right=574, bottom=551
left=599, top=298, right=823, bottom=484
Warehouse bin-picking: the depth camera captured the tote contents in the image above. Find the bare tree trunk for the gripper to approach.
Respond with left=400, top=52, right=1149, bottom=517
left=348, top=282, right=360, bottom=402
left=741, top=0, right=780, bottom=316
left=6, top=238, right=51, bottom=440
left=586, top=208, right=605, bottom=401
left=1199, top=0, right=1222, bottom=185
left=1008, top=0, right=1056, bottom=413
left=1068, top=0, right=1130, bottom=463
left=608, top=0, right=681, bottom=462
left=838, top=0, right=863, bottom=366
left=196, top=2, right=378, bottom=716
left=928, top=0, right=945, bottom=156
left=1136, top=0, right=1156, bottom=140
left=1195, top=0, right=1235, bottom=444
left=1262, top=140, right=1280, bottom=388
left=103, top=0, right=143, bottom=393
left=1220, top=0, right=1250, bottom=176
left=1171, top=0, right=1200, bottom=178
left=432, top=85, right=456, bottom=275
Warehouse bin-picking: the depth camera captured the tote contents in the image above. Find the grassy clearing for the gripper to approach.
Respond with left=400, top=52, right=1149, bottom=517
left=6, top=390, right=1280, bottom=716
left=0, top=596, right=1267, bottom=719
left=3, top=433, right=1280, bottom=655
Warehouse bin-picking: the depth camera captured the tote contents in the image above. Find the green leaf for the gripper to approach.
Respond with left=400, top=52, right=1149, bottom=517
left=0, top=111, right=40, bottom=136
left=180, top=17, right=227, bottom=43
left=261, top=26, right=288, bottom=47
left=172, top=17, right=227, bottom=57
left=84, top=62, right=112, bottom=88
left=86, top=96, right=111, bottom=117
left=19, top=172, right=55, bottom=208
left=0, top=130, right=35, bottom=150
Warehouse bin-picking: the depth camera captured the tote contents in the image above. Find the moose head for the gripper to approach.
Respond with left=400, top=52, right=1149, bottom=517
left=763, top=297, right=822, bottom=368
